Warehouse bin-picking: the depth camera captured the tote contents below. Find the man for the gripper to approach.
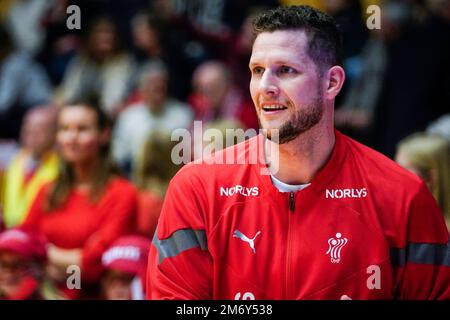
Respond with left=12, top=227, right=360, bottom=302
left=148, top=6, right=450, bottom=300
left=112, top=61, right=193, bottom=175
left=0, top=25, right=53, bottom=139
left=1, top=106, right=59, bottom=228
left=189, top=60, right=258, bottom=130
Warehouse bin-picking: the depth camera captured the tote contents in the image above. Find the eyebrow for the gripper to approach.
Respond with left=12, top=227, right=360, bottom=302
left=249, top=60, right=303, bottom=69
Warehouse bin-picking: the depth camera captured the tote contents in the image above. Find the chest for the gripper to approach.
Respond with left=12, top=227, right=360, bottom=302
left=208, top=195, right=394, bottom=299
left=41, top=195, right=107, bottom=248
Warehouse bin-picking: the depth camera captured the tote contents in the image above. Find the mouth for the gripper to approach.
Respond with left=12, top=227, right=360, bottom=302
left=261, top=104, right=288, bottom=114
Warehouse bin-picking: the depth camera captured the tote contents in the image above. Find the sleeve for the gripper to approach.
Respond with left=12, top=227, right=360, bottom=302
left=392, top=183, right=450, bottom=300
left=81, top=182, right=138, bottom=282
left=147, top=169, right=213, bottom=300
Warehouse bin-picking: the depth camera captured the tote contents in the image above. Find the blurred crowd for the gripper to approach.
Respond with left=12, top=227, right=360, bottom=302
left=0, top=0, right=449, bottom=299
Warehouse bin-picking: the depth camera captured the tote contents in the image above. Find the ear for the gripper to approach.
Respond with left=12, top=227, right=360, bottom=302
left=324, top=66, right=345, bottom=100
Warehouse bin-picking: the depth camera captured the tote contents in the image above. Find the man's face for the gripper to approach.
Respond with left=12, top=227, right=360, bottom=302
left=142, top=72, right=168, bottom=110
left=195, top=66, right=229, bottom=110
left=249, top=30, right=324, bottom=144
left=21, top=112, right=56, bottom=159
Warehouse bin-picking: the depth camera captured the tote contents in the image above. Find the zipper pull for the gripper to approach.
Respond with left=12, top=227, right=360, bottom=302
left=289, top=192, right=295, bottom=212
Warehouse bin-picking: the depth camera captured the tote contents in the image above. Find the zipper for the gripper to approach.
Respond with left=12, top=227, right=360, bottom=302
left=285, top=191, right=295, bottom=299
left=289, top=192, right=295, bottom=212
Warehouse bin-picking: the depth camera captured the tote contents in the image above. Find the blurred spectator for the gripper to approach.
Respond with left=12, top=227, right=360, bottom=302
left=100, top=235, right=151, bottom=300
left=150, top=0, right=277, bottom=100
left=131, top=12, right=165, bottom=66
left=334, top=35, right=385, bottom=144
left=395, top=133, right=450, bottom=228
left=324, top=0, right=368, bottom=60
left=335, top=20, right=388, bottom=145
left=0, top=228, right=52, bottom=299
left=372, top=0, right=450, bottom=158
left=323, top=0, right=369, bottom=106
left=133, top=132, right=183, bottom=237
left=129, top=11, right=191, bottom=101
left=152, top=3, right=270, bottom=101
left=112, top=61, right=193, bottom=175
left=157, top=0, right=230, bottom=36
left=21, top=102, right=137, bottom=298
left=427, top=114, right=450, bottom=142
left=189, top=60, right=258, bottom=130
left=0, top=24, right=53, bottom=139
left=4, top=0, right=54, bottom=55
left=192, top=119, right=246, bottom=162
left=1, top=106, right=59, bottom=229
left=222, top=0, right=279, bottom=32
left=37, top=0, right=81, bottom=85
left=55, top=16, right=135, bottom=117
left=225, top=9, right=257, bottom=95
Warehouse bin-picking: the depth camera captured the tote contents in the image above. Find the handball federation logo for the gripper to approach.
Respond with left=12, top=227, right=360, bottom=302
left=326, top=233, right=348, bottom=263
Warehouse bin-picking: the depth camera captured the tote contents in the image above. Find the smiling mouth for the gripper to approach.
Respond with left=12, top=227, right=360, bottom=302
left=262, top=104, right=288, bottom=113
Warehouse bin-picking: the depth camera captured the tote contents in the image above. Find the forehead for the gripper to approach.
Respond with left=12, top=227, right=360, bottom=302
left=197, top=67, right=225, bottom=84
left=59, top=106, right=97, bottom=123
left=250, top=30, right=311, bottom=66
left=25, top=112, right=50, bottom=126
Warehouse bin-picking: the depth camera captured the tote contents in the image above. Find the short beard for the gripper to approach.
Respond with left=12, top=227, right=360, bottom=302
left=262, top=95, right=324, bottom=144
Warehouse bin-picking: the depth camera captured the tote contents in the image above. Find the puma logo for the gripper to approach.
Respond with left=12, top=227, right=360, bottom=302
left=233, top=230, right=261, bottom=254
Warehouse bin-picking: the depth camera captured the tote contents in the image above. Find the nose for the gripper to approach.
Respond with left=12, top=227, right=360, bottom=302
left=59, top=128, right=78, bottom=144
left=259, top=69, right=279, bottom=97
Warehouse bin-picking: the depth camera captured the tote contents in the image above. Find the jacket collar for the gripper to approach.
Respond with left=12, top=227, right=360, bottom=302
left=253, top=129, right=348, bottom=197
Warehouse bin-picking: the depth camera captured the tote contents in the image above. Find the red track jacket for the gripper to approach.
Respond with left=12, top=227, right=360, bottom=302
left=147, top=130, right=450, bottom=300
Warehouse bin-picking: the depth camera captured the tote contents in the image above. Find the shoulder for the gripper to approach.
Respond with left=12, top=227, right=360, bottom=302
left=342, top=133, right=423, bottom=192
left=166, top=99, right=193, bottom=114
left=3, top=52, right=33, bottom=73
left=105, top=177, right=138, bottom=198
left=117, top=103, right=147, bottom=120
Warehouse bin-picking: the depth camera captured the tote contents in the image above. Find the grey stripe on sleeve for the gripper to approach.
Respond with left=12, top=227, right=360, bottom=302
left=153, top=228, right=208, bottom=264
left=390, top=241, right=450, bottom=267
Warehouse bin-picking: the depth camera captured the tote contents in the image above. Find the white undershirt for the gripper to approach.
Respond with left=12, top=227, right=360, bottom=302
left=270, top=175, right=311, bottom=193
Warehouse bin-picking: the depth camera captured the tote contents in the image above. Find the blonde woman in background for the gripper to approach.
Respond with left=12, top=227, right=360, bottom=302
left=395, top=133, right=450, bottom=230
left=133, top=131, right=182, bottom=238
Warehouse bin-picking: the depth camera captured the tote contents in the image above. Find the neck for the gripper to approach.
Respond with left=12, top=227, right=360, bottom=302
left=147, top=45, right=161, bottom=57
left=73, top=159, right=98, bottom=189
left=147, top=100, right=166, bottom=114
left=265, top=116, right=335, bottom=185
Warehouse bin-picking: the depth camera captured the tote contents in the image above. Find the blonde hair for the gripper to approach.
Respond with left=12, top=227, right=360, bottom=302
left=397, top=133, right=450, bottom=219
left=133, top=131, right=182, bottom=197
